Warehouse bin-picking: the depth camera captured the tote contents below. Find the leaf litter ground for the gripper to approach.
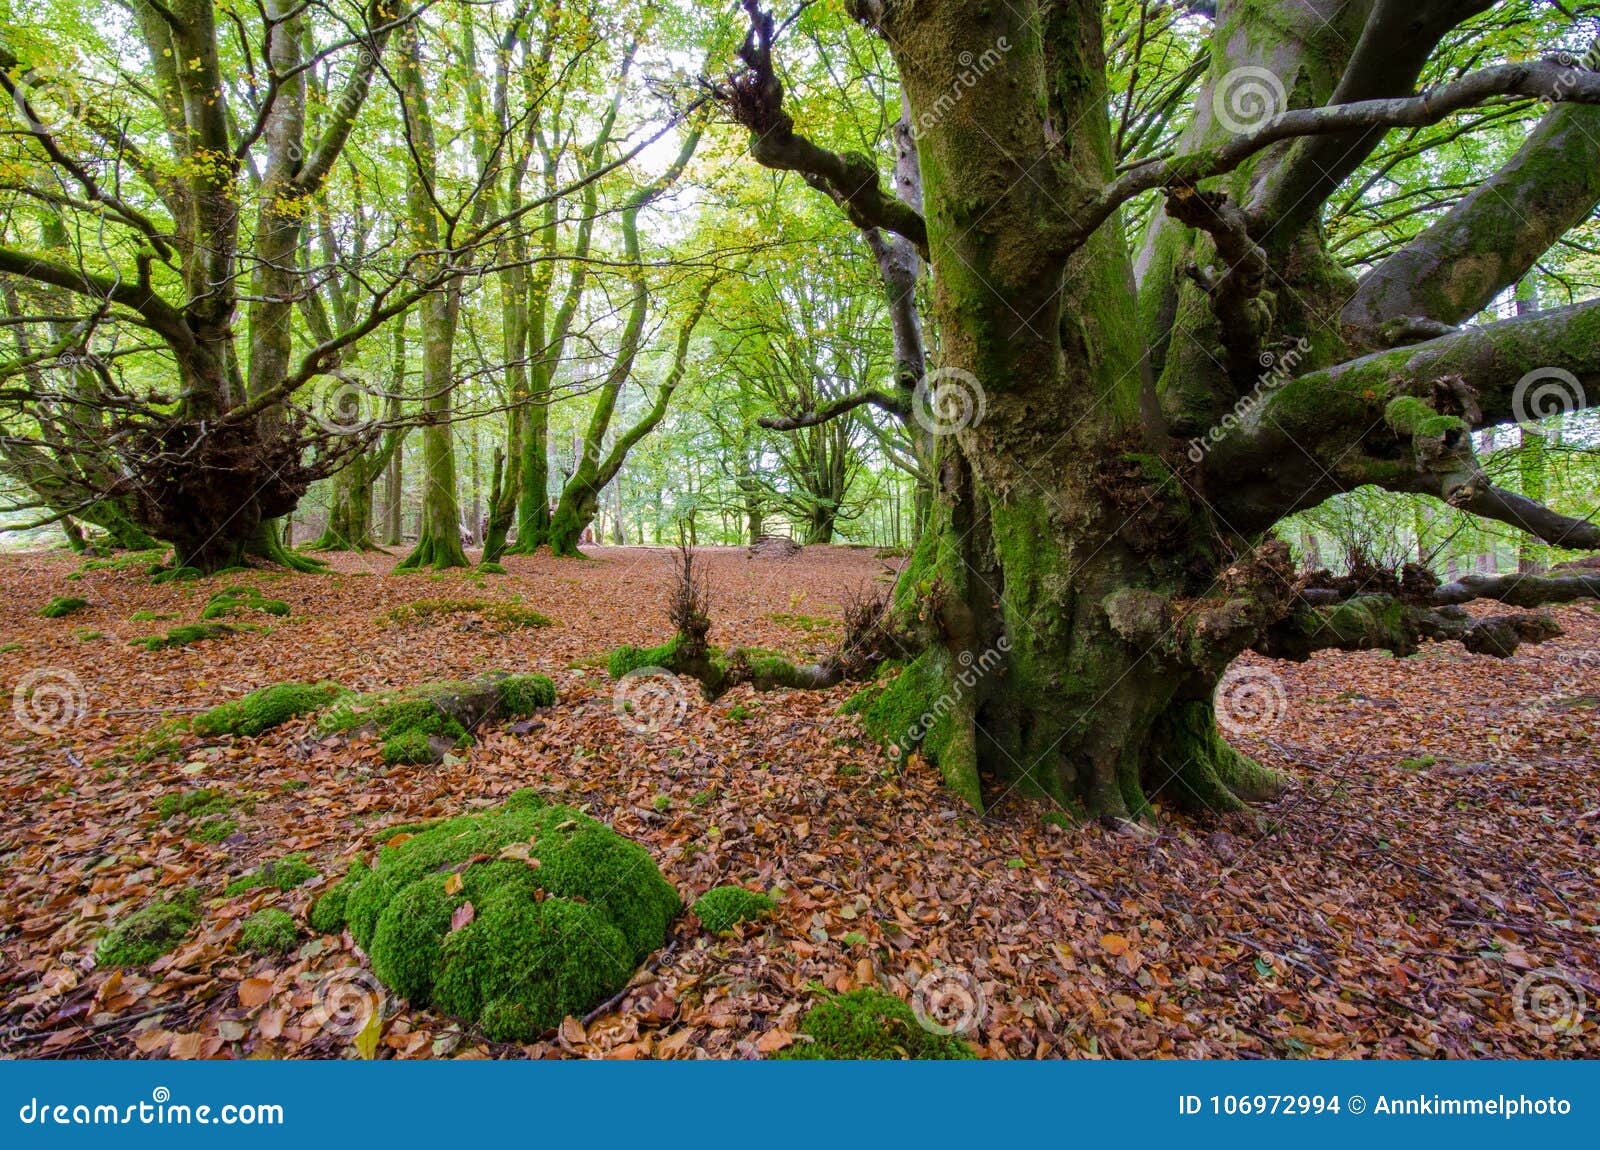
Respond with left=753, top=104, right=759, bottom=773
left=1, top=546, right=1596, bottom=1058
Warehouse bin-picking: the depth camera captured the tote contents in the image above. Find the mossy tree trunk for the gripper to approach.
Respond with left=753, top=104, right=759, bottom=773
left=719, top=0, right=1600, bottom=819
left=394, top=23, right=468, bottom=572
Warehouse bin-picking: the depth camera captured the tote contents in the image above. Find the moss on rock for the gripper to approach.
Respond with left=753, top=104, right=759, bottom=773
left=132, top=623, right=234, bottom=651
left=316, top=673, right=557, bottom=764
left=96, top=892, right=199, bottom=967
left=309, top=790, right=678, bottom=1041
left=201, top=585, right=291, bottom=620
left=774, top=989, right=977, bottom=1060
left=41, top=596, right=89, bottom=618
left=692, top=885, right=776, bottom=933
left=385, top=598, right=552, bottom=630
left=194, top=682, right=348, bottom=738
left=239, top=908, right=299, bottom=955
left=224, top=855, right=319, bottom=897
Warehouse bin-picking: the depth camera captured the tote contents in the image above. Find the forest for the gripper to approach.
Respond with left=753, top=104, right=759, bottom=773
left=0, top=0, right=1597, bottom=1061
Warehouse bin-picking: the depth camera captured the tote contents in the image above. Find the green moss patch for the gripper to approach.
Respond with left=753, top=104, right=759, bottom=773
left=316, top=673, right=556, bottom=765
left=96, top=892, right=199, bottom=967
left=41, top=596, right=89, bottom=618
left=693, top=885, right=776, bottom=933
left=385, top=598, right=551, bottom=631
left=194, top=682, right=348, bottom=738
left=132, top=623, right=234, bottom=651
left=156, top=787, right=240, bottom=842
left=224, top=855, right=319, bottom=897
left=477, top=562, right=508, bottom=575
left=775, top=989, right=976, bottom=1060
left=202, top=585, right=290, bottom=620
left=238, top=909, right=299, bottom=955
left=309, top=789, right=679, bottom=1041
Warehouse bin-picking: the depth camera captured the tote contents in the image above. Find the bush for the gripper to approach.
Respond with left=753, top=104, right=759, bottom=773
left=238, top=909, right=299, bottom=955
left=224, top=855, right=319, bottom=897
left=692, top=885, right=776, bottom=933
left=41, top=596, right=88, bottom=618
left=775, top=989, right=976, bottom=1060
left=96, top=892, right=199, bottom=967
left=194, top=682, right=347, bottom=738
left=309, top=790, right=678, bottom=1041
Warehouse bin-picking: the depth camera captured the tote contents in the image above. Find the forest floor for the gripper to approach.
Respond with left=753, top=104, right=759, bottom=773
left=1, top=544, right=1597, bottom=1059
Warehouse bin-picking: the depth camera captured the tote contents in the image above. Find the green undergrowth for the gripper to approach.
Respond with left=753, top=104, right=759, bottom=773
left=775, top=989, right=976, bottom=1060
left=385, top=598, right=552, bottom=631
left=238, top=909, right=299, bottom=955
left=308, top=789, right=679, bottom=1041
left=41, top=596, right=88, bottom=618
left=201, top=585, right=290, bottom=620
left=194, top=682, right=347, bottom=738
left=692, top=885, right=776, bottom=933
left=316, top=673, right=555, bottom=764
left=96, top=891, right=199, bottom=967
left=224, top=855, right=319, bottom=897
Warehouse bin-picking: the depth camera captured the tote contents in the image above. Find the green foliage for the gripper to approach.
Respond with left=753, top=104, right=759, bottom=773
left=194, top=682, right=347, bottom=738
left=385, top=598, right=552, bottom=630
left=692, top=885, right=775, bottom=933
left=775, top=989, right=976, bottom=1060
left=239, top=909, right=299, bottom=955
left=224, top=855, right=319, bottom=897
left=96, top=892, right=199, bottom=967
left=41, top=596, right=88, bottom=618
left=309, top=790, right=678, bottom=1040
left=131, top=623, right=233, bottom=651
left=201, top=585, right=290, bottom=620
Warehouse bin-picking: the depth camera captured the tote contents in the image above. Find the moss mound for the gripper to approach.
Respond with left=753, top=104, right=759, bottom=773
left=693, top=885, right=776, bottom=933
left=194, top=682, right=347, bottom=738
left=41, top=596, right=89, bottom=618
left=310, top=790, right=679, bottom=1041
left=316, top=673, right=557, bottom=764
left=775, top=989, right=977, bottom=1060
left=477, top=562, right=508, bottom=575
left=224, top=855, right=319, bottom=897
left=202, top=585, right=291, bottom=620
left=239, top=909, right=299, bottom=955
left=132, top=623, right=234, bottom=651
left=385, top=598, right=551, bottom=630
left=96, top=892, right=199, bottom=967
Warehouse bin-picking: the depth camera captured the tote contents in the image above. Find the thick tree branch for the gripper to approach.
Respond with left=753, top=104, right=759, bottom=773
left=758, top=388, right=907, bottom=431
left=1076, top=58, right=1600, bottom=249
